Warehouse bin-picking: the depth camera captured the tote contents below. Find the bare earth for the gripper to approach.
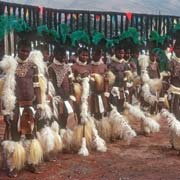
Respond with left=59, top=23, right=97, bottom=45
left=1, top=119, right=180, bottom=180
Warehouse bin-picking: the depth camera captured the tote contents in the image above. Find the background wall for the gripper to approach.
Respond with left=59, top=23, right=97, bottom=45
left=1, top=0, right=180, bottom=16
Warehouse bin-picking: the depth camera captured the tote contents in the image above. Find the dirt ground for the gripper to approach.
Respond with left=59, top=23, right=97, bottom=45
left=1, top=119, right=180, bottom=180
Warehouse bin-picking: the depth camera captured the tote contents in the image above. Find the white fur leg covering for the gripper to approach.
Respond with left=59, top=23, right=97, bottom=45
left=124, top=102, right=146, bottom=120
left=78, top=137, right=89, bottom=156
left=53, top=132, right=63, bottom=152
left=95, top=117, right=112, bottom=142
left=110, top=107, right=136, bottom=144
left=1, top=140, right=26, bottom=170
left=161, top=109, right=180, bottom=150
left=90, top=118, right=107, bottom=152
left=142, top=116, right=160, bottom=133
left=92, top=127, right=107, bottom=152
left=161, top=109, right=180, bottom=136
left=51, top=120, right=63, bottom=152
left=141, top=83, right=157, bottom=105
left=124, top=102, right=160, bottom=134
left=60, top=129, right=73, bottom=150
left=23, top=139, right=43, bottom=165
left=37, top=126, right=55, bottom=154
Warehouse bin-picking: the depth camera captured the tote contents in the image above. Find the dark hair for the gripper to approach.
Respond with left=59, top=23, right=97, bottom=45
left=36, top=43, right=49, bottom=52
left=77, top=47, right=89, bottom=55
left=17, top=39, right=31, bottom=50
left=131, top=47, right=140, bottom=54
left=125, top=49, right=131, bottom=53
left=115, top=44, right=124, bottom=52
left=174, top=40, right=180, bottom=49
left=54, top=45, right=66, bottom=58
left=93, top=47, right=102, bottom=55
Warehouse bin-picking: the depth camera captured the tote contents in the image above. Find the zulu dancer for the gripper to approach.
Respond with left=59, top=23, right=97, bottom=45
left=1, top=40, right=43, bottom=177
left=71, top=47, right=107, bottom=155
left=109, top=44, right=130, bottom=112
left=169, top=40, right=180, bottom=120
left=90, top=48, right=110, bottom=119
left=48, top=44, right=78, bottom=130
left=71, top=47, right=91, bottom=122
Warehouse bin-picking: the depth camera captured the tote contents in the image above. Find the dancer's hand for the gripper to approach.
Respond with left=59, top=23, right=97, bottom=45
left=104, top=92, right=110, bottom=97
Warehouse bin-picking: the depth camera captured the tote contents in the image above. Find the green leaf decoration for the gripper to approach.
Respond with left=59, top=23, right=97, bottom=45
left=92, top=31, right=105, bottom=45
left=59, top=24, right=69, bottom=44
left=152, top=48, right=169, bottom=72
left=106, top=39, right=114, bottom=49
left=11, top=18, right=31, bottom=32
left=70, top=30, right=90, bottom=47
left=119, top=27, right=141, bottom=45
left=49, top=28, right=59, bottom=41
left=0, top=15, right=31, bottom=40
left=150, top=31, right=171, bottom=47
left=37, top=25, right=49, bottom=36
left=149, top=30, right=160, bottom=42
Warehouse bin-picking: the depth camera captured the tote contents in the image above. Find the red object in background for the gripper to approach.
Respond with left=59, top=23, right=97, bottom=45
left=95, top=15, right=101, bottom=21
left=39, top=6, right=43, bottom=14
left=126, top=12, right=132, bottom=21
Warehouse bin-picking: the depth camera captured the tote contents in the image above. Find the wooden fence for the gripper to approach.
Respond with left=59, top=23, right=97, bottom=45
left=0, top=1, right=180, bottom=54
